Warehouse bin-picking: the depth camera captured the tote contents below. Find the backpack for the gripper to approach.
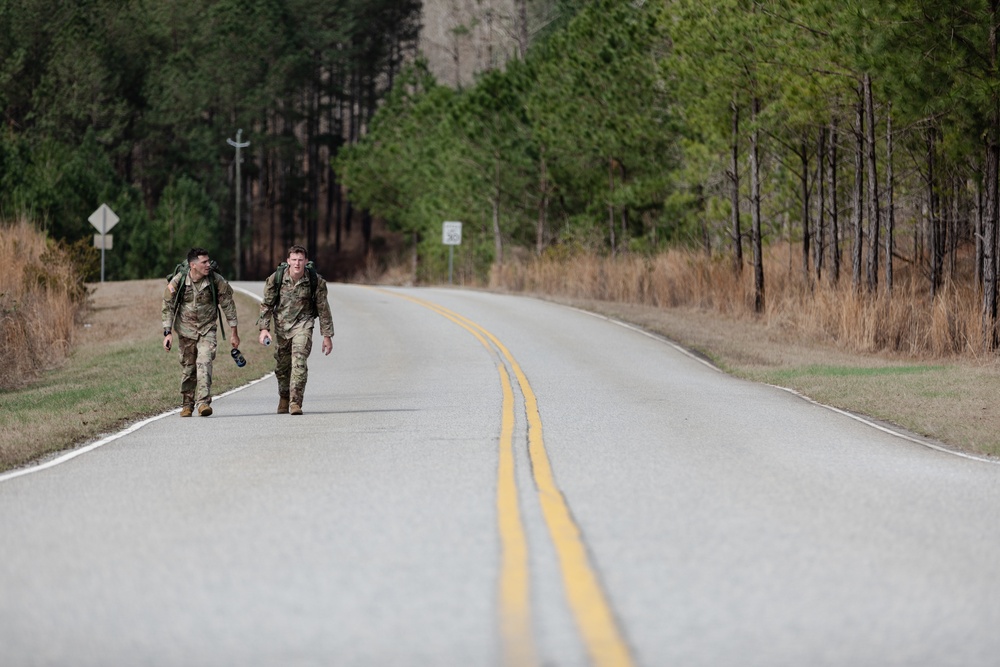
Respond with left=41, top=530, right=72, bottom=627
left=269, top=260, right=318, bottom=318
left=166, top=260, right=226, bottom=333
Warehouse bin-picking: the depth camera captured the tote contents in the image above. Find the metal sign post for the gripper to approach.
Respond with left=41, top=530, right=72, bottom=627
left=88, top=204, right=119, bottom=283
left=442, top=221, right=463, bottom=285
left=227, top=129, right=250, bottom=280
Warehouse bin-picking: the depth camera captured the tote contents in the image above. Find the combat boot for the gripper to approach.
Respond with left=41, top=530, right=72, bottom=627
left=277, top=395, right=289, bottom=414
left=289, top=389, right=303, bottom=415
left=180, top=405, right=193, bottom=418
left=198, top=404, right=213, bottom=417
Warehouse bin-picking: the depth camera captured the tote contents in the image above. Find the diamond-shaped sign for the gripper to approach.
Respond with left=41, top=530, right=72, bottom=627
left=88, top=204, right=119, bottom=234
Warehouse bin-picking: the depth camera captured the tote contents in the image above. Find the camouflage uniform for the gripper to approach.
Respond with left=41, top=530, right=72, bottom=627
left=161, top=271, right=239, bottom=411
left=256, top=269, right=334, bottom=407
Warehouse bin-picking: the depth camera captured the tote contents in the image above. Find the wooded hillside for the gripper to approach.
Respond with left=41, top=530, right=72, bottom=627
left=0, top=0, right=424, bottom=280
left=340, top=0, right=1000, bottom=350
left=4, top=0, right=999, bottom=351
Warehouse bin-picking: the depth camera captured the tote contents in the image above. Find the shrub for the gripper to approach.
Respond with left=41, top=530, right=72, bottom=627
left=0, top=219, right=95, bottom=390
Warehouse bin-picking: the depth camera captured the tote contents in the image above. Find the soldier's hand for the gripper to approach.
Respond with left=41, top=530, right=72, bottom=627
left=163, top=333, right=172, bottom=351
left=259, top=329, right=271, bottom=346
left=322, top=336, right=332, bottom=356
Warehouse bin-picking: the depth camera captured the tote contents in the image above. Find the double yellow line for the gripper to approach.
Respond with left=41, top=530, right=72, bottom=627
left=380, top=289, right=633, bottom=667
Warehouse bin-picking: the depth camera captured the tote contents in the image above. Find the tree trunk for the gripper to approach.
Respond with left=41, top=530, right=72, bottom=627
left=851, top=86, right=864, bottom=291
left=537, top=145, right=548, bottom=256
left=864, top=73, right=881, bottom=293
left=982, top=118, right=999, bottom=348
left=949, top=180, right=959, bottom=280
left=800, top=135, right=811, bottom=285
left=928, top=129, right=943, bottom=299
left=730, top=100, right=743, bottom=273
left=975, top=173, right=984, bottom=291
left=816, top=127, right=826, bottom=282
left=608, top=155, right=616, bottom=255
left=829, top=117, right=840, bottom=283
left=308, top=70, right=321, bottom=257
left=494, top=154, right=504, bottom=266
left=751, top=97, right=765, bottom=313
left=885, top=103, right=895, bottom=294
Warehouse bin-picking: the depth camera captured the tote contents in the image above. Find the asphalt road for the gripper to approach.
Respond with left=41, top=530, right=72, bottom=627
left=2, top=284, right=999, bottom=667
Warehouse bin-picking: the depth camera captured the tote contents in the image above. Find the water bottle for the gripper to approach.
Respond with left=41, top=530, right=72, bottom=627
left=231, top=348, right=246, bottom=367
left=263, top=335, right=271, bottom=346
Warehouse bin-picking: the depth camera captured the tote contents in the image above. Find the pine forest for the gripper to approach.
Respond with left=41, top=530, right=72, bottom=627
left=3, top=0, right=1000, bottom=355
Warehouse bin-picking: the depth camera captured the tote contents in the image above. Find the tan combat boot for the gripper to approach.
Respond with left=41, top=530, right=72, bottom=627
left=180, top=405, right=193, bottom=418
left=289, top=390, right=303, bottom=415
left=277, top=395, right=290, bottom=414
left=197, top=404, right=213, bottom=417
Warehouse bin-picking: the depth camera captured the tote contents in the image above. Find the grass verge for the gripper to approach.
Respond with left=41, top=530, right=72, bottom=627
left=0, top=280, right=268, bottom=473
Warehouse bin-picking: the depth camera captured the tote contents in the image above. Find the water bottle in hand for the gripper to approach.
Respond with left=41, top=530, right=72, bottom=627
left=231, top=348, right=246, bottom=367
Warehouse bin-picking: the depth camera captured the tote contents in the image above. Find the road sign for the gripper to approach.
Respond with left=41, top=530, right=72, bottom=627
left=443, top=221, right=462, bottom=245
left=89, top=203, right=119, bottom=283
left=88, top=203, right=119, bottom=234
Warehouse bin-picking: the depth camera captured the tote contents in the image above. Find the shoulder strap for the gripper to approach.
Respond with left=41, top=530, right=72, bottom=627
left=306, top=262, right=318, bottom=317
left=269, top=263, right=288, bottom=311
left=169, top=270, right=187, bottom=324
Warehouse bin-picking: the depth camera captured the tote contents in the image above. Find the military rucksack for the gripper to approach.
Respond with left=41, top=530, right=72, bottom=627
left=268, top=260, right=318, bottom=318
left=166, top=259, right=226, bottom=333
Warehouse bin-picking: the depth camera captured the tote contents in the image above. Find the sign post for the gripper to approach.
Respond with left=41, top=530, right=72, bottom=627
left=442, top=221, right=463, bottom=285
left=88, top=204, right=119, bottom=283
left=227, top=129, right=250, bottom=280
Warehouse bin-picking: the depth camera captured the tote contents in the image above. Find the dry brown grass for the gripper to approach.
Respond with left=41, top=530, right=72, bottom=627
left=492, top=243, right=988, bottom=360
left=0, top=219, right=93, bottom=390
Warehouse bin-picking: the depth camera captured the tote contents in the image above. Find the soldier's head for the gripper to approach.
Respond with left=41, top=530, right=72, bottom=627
left=287, top=245, right=308, bottom=280
left=187, top=247, right=211, bottom=281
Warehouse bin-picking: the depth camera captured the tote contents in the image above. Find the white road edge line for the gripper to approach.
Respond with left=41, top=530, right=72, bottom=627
left=0, top=286, right=268, bottom=484
left=573, top=306, right=1000, bottom=466
left=0, top=375, right=273, bottom=484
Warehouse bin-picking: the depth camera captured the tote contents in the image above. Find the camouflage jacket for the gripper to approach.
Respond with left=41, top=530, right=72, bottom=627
left=161, top=271, right=239, bottom=339
left=256, top=269, right=334, bottom=338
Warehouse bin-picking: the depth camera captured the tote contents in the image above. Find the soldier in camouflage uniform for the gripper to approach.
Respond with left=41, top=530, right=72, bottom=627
left=161, top=247, right=241, bottom=417
left=257, top=245, right=334, bottom=415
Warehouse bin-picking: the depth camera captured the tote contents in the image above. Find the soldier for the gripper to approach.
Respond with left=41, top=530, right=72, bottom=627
left=257, top=245, right=334, bottom=415
left=161, top=247, right=241, bottom=417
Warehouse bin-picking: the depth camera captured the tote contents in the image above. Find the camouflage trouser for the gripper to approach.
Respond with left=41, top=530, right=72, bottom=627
left=178, top=330, right=217, bottom=408
left=274, top=327, right=313, bottom=405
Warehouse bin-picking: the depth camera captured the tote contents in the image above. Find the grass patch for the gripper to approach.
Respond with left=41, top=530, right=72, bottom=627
left=765, top=364, right=942, bottom=381
left=0, top=281, right=267, bottom=473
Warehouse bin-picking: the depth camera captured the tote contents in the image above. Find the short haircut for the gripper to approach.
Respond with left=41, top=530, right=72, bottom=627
left=187, top=247, right=209, bottom=264
left=288, top=244, right=308, bottom=259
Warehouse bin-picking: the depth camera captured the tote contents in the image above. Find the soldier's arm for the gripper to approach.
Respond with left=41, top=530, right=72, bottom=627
left=216, top=276, right=239, bottom=329
left=161, top=276, right=181, bottom=330
left=257, top=274, right=277, bottom=330
left=315, top=278, right=335, bottom=338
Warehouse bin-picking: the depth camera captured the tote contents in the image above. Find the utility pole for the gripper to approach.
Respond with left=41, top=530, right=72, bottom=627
left=227, top=128, right=250, bottom=280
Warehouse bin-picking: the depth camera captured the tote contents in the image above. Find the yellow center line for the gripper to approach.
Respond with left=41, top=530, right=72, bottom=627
left=497, top=363, right=537, bottom=667
left=375, top=288, right=633, bottom=667
left=375, top=289, right=536, bottom=666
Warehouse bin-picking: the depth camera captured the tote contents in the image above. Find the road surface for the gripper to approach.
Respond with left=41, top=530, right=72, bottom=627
left=2, top=284, right=999, bottom=667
